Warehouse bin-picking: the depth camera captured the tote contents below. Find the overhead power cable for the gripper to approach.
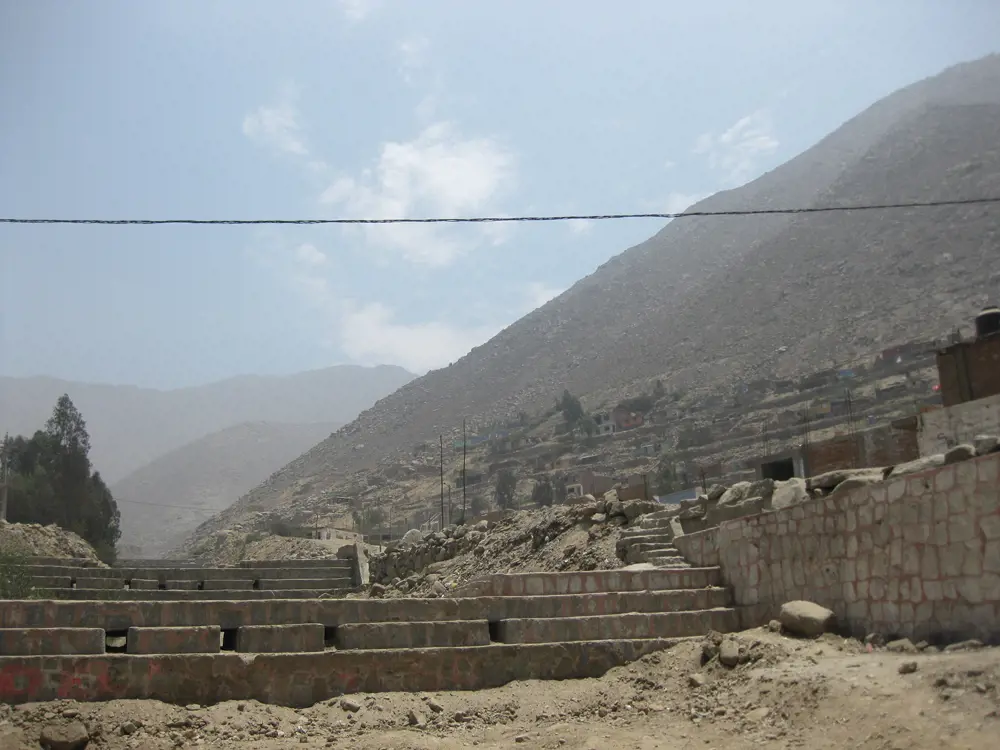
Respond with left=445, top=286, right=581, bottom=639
left=1, top=196, right=998, bottom=226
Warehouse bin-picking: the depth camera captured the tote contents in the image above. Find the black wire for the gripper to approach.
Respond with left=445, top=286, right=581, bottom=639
left=1, top=196, right=998, bottom=226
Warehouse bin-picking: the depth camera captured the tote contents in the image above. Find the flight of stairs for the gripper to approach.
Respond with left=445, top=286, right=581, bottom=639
left=616, top=509, right=691, bottom=568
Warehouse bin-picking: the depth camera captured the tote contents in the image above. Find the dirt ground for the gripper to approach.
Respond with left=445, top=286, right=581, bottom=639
left=2, top=629, right=997, bottom=750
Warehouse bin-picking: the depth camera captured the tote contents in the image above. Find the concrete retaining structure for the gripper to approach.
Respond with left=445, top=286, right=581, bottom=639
left=236, top=624, right=325, bottom=653
left=673, top=451, right=1000, bottom=642
left=334, top=620, right=491, bottom=650
left=0, top=639, right=685, bottom=706
left=458, top=568, right=721, bottom=597
left=493, top=608, right=739, bottom=643
left=0, top=629, right=105, bottom=656
left=0, top=589, right=733, bottom=631
left=127, top=626, right=221, bottom=655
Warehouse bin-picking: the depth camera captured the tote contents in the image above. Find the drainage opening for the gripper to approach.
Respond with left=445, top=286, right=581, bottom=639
left=106, top=630, right=128, bottom=653
left=252, top=579, right=261, bottom=590
left=197, top=581, right=205, bottom=590
left=487, top=621, right=503, bottom=643
left=221, top=629, right=238, bottom=651
left=323, top=626, right=338, bottom=648
left=157, top=582, right=167, bottom=590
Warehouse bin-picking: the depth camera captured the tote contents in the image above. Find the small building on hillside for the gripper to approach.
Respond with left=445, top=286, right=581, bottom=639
left=917, top=307, right=1000, bottom=454
left=612, top=407, right=645, bottom=432
left=564, top=469, right=614, bottom=499
left=593, top=411, right=616, bottom=435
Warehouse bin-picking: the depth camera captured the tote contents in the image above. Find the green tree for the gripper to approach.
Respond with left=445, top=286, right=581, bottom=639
left=494, top=469, right=518, bottom=510
left=652, top=379, right=667, bottom=400
left=531, top=477, right=554, bottom=507
left=3, top=395, right=121, bottom=562
left=557, top=389, right=584, bottom=427
left=654, top=457, right=680, bottom=496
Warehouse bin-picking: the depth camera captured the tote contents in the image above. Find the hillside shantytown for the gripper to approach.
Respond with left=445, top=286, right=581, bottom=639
left=2, top=9, right=1000, bottom=750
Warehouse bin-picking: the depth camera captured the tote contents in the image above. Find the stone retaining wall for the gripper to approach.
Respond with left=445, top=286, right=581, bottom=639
left=1, top=588, right=731, bottom=631
left=673, top=452, right=1000, bottom=642
left=0, top=640, right=684, bottom=706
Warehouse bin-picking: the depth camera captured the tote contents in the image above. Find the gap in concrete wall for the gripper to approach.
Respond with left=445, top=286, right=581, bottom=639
left=252, top=579, right=261, bottom=590
left=488, top=621, right=502, bottom=643
left=221, top=629, right=238, bottom=651
left=196, top=581, right=205, bottom=591
left=323, top=626, right=337, bottom=648
left=106, top=630, right=127, bottom=653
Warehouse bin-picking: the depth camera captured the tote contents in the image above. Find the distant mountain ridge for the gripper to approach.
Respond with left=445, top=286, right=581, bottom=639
left=183, top=54, right=1000, bottom=547
left=0, top=364, right=415, bottom=482
left=112, top=420, right=341, bottom=557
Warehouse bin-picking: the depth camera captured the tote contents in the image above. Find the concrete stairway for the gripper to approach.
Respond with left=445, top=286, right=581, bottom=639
left=616, top=510, right=690, bottom=567
left=0, top=566, right=736, bottom=706
left=6, top=558, right=359, bottom=599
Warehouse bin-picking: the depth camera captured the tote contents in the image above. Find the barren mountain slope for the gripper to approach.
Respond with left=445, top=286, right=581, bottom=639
left=113, top=420, right=339, bottom=557
left=187, top=55, right=1000, bottom=544
left=0, top=364, right=413, bottom=482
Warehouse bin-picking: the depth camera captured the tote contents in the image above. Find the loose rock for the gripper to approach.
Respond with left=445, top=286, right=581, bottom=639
left=778, top=600, right=836, bottom=638
left=39, top=722, right=90, bottom=750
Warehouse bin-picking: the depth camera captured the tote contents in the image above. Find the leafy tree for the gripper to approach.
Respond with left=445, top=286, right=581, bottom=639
left=557, top=389, right=584, bottom=427
left=531, top=477, right=554, bottom=507
left=469, top=493, right=488, bottom=517
left=577, top=416, right=597, bottom=437
left=652, top=379, right=667, bottom=400
left=654, top=457, right=680, bottom=496
left=494, top=469, right=518, bottom=510
left=2, top=395, right=121, bottom=561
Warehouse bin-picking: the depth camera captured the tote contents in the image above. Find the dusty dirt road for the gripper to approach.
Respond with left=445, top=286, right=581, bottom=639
left=2, top=629, right=997, bottom=749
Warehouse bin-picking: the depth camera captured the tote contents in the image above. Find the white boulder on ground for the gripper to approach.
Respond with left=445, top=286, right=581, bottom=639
left=399, top=528, right=424, bottom=547
left=778, top=600, right=836, bottom=638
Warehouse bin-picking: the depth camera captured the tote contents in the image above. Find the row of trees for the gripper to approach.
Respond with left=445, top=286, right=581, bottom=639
left=1, top=395, right=121, bottom=561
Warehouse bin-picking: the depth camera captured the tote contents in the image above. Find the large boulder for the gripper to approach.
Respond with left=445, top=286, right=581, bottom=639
left=888, top=455, right=945, bottom=478
left=806, top=468, right=883, bottom=492
left=771, top=477, right=808, bottom=509
left=827, top=473, right=882, bottom=501
left=944, top=444, right=976, bottom=465
left=622, top=499, right=661, bottom=522
left=778, top=600, right=836, bottom=638
left=39, top=722, right=90, bottom=750
left=400, top=529, right=424, bottom=547
left=974, top=434, right=999, bottom=456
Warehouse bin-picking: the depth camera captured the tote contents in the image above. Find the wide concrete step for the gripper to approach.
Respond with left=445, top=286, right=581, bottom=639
left=619, top=529, right=674, bottom=542
left=46, top=588, right=355, bottom=601
left=257, top=578, right=353, bottom=590
left=0, top=628, right=106, bottom=656
left=15, top=565, right=354, bottom=581
left=643, top=555, right=691, bottom=568
left=494, top=608, right=738, bottom=643
left=0, top=639, right=690, bottom=705
left=334, top=620, right=490, bottom=650
left=638, top=517, right=675, bottom=530
left=640, top=509, right=679, bottom=522
left=627, top=543, right=679, bottom=555
left=456, top=567, right=721, bottom=597
left=1, top=588, right=733, bottom=630
left=240, top=559, right=350, bottom=569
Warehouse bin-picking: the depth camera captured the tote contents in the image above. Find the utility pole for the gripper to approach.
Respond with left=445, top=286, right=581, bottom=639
left=845, top=388, right=858, bottom=468
left=462, top=419, right=467, bottom=524
left=439, top=434, right=445, bottom=531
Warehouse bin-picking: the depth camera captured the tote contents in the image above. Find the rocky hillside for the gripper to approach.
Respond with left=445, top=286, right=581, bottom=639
left=113, top=420, right=340, bottom=557
left=0, top=364, right=414, bottom=483
left=186, top=55, right=1000, bottom=547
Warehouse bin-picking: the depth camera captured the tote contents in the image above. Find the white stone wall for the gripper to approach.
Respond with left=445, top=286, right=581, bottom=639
left=691, top=453, right=1000, bottom=642
left=918, top=394, right=1000, bottom=456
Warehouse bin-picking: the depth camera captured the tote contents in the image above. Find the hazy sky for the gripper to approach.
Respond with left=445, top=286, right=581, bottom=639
left=2, top=1, right=998, bottom=389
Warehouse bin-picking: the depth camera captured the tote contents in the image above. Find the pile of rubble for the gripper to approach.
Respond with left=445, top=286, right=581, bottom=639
left=367, top=496, right=662, bottom=597
left=0, top=521, right=104, bottom=564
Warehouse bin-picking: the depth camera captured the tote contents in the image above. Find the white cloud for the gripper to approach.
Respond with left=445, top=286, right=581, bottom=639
left=398, top=35, right=430, bottom=83
left=338, top=302, right=501, bottom=373
left=523, top=282, right=563, bottom=310
left=295, top=243, right=328, bottom=267
left=243, top=98, right=308, bottom=157
left=663, top=159, right=677, bottom=170
left=693, top=109, right=778, bottom=186
left=336, top=0, right=377, bottom=22
left=566, top=219, right=594, bottom=235
left=664, top=192, right=706, bottom=215
left=319, top=121, right=516, bottom=266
